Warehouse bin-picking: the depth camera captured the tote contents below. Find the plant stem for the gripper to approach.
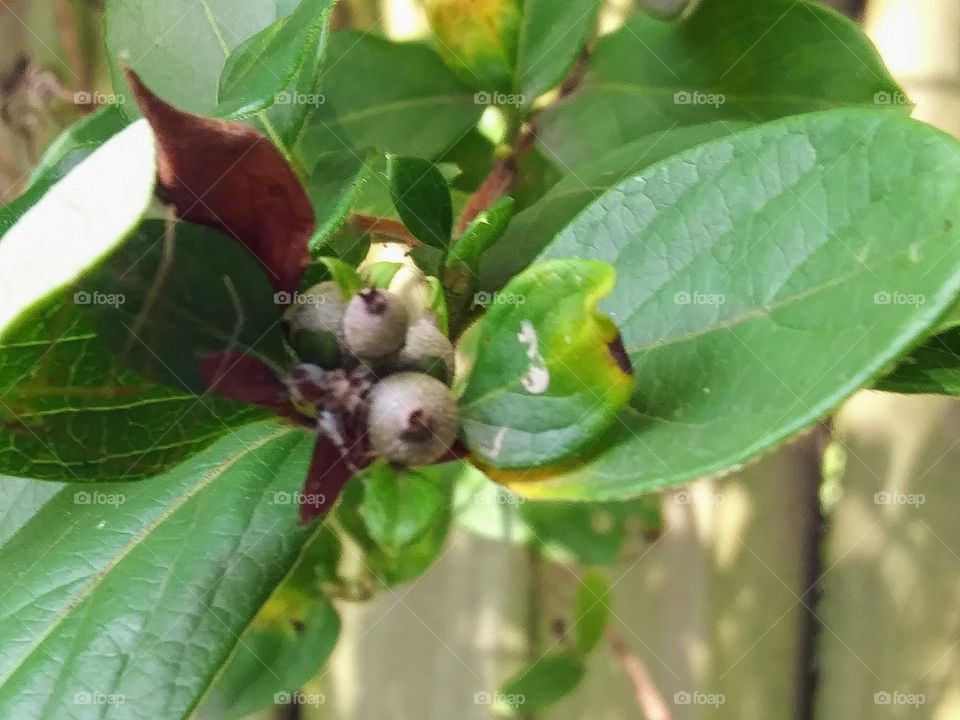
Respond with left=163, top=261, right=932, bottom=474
left=521, top=542, right=543, bottom=720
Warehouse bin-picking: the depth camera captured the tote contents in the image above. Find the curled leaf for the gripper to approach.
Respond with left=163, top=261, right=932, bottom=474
left=126, top=69, right=314, bottom=294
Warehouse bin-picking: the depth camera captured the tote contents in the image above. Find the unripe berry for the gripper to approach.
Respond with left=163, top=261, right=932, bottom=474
left=398, top=316, right=455, bottom=383
left=367, top=372, right=457, bottom=466
left=343, top=288, right=409, bottom=359
left=284, top=281, right=346, bottom=367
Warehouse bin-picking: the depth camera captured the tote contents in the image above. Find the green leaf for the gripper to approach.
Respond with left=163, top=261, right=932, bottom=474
left=448, top=196, right=515, bottom=268
left=301, top=32, right=484, bottom=162
left=538, top=0, right=905, bottom=170
left=0, top=477, right=63, bottom=545
left=318, top=257, right=363, bottom=298
left=0, top=421, right=315, bottom=718
left=106, top=0, right=284, bottom=117
left=426, top=276, right=450, bottom=335
left=497, top=110, right=960, bottom=501
left=478, top=122, right=748, bottom=290
left=499, top=652, right=585, bottom=712
left=0, top=120, right=156, bottom=338
left=362, top=262, right=404, bottom=289
left=80, top=220, right=288, bottom=392
left=196, top=597, right=340, bottom=720
left=514, top=0, right=600, bottom=101
left=571, top=569, right=610, bottom=656
left=458, top=258, right=634, bottom=469
left=217, top=0, right=336, bottom=118
left=387, top=155, right=453, bottom=249
left=308, top=150, right=371, bottom=253
left=361, top=462, right=448, bottom=553
left=26, top=105, right=128, bottom=190
left=877, top=327, right=960, bottom=395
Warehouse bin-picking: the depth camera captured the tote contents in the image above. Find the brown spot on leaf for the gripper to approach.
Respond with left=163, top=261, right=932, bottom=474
left=608, top=333, right=633, bottom=376
left=126, top=69, right=314, bottom=294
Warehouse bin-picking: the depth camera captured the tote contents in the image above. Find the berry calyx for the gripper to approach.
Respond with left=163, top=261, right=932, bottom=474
left=367, top=372, right=457, bottom=465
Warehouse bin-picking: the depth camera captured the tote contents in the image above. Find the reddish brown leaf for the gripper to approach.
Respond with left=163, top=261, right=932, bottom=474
left=300, top=436, right=356, bottom=524
left=200, top=351, right=301, bottom=421
left=126, top=69, right=314, bottom=294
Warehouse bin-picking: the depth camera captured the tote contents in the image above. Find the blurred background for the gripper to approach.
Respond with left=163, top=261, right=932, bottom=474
left=2, top=1, right=959, bottom=718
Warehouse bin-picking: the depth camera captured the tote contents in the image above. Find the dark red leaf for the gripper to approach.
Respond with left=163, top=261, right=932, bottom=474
left=126, top=69, right=313, bottom=294
left=299, top=436, right=356, bottom=525
left=200, top=351, right=301, bottom=421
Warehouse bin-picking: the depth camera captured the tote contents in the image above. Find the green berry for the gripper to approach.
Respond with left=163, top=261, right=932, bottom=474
left=398, top=316, right=455, bottom=383
left=284, top=282, right=346, bottom=367
left=367, top=372, right=457, bottom=465
left=343, top=288, right=409, bottom=359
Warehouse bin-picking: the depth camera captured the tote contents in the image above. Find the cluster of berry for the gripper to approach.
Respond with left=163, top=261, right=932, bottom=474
left=282, top=282, right=458, bottom=467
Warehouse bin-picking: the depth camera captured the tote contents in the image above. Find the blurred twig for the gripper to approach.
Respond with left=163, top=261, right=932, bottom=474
left=608, top=628, right=672, bottom=720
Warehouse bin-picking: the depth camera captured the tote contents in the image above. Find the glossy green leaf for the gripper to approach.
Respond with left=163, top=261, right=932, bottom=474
left=0, top=477, right=63, bottom=544
left=26, top=105, right=128, bottom=190
left=0, top=120, right=156, bottom=338
left=0, top=421, right=315, bottom=719
left=458, top=258, right=634, bottom=469
left=106, top=0, right=284, bottom=117
left=498, top=110, right=960, bottom=501
left=878, top=327, right=960, bottom=395
left=196, top=597, right=340, bottom=720
left=302, top=32, right=484, bottom=162
left=361, top=462, right=448, bottom=553
left=499, top=652, right=585, bottom=712
left=318, top=257, right=363, bottom=298
left=425, top=276, right=450, bottom=335
left=514, top=0, right=600, bottom=101
left=538, top=0, right=905, bottom=170
left=448, top=196, right=515, bottom=268
left=571, top=569, right=610, bottom=656
left=216, top=0, right=335, bottom=118
left=478, top=122, right=748, bottom=290
left=362, top=262, right=404, bottom=289
left=387, top=155, right=453, bottom=249
left=308, top=150, right=371, bottom=253
left=80, top=220, right=288, bottom=392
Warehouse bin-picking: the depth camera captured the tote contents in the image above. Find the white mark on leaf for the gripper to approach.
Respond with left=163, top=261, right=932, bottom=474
left=517, top=320, right=550, bottom=394
left=489, top=426, right=508, bottom=458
